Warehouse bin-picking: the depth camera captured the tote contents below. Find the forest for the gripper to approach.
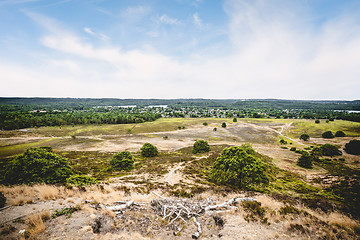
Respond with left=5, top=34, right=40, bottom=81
left=1, top=98, right=360, bottom=130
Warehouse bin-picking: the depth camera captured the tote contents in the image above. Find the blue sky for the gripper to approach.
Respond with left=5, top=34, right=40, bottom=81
left=1, top=0, right=360, bottom=99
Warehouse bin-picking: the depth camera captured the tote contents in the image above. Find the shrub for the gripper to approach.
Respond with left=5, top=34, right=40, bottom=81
left=233, top=118, right=237, bottom=122
left=4, top=147, right=73, bottom=185
left=221, top=122, right=227, bottom=128
left=209, top=144, right=269, bottom=188
left=66, top=175, right=99, bottom=186
left=322, top=131, right=335, bottom=139
left=290, top=147, right=296, bottom=151
left=193, top=140, right=211, bottom=154
left=299, top=134, right=310, bottom=141
left=213, top=127, right=217, bottom=131
left=141, top=143, right=158, bottom=157
left=0, top=192, right=6, bottom=208
left=110, top=151, right=134, bottom=170
left=315, top=119, right=320, bottom=124
left=280, top=139, right=287, bottom=145
left=320, top=144, right=342, bottom=157
left=297, top=152, right=313, bottom=169
left=344, top=140, right=360, bottom=155
left=335, top=131, right=346, bottom=137
left=203, top=122, right=208, bottom=126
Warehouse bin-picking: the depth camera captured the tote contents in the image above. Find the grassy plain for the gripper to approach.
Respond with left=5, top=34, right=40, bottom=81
left=286, top=119, right=360, bottom=138
left=28, top=118, right=232, bottom=137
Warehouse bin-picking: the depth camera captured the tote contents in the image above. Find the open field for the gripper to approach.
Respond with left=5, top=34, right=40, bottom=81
left=1, top=118, right=360, bottom=239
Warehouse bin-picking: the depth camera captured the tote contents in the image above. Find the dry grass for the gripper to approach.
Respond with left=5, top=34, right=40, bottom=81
left=26, top=211, right=49, bottom=239
left=0, top=184, right=79, bottom=205
left=34, top=185, right=60, bottom=201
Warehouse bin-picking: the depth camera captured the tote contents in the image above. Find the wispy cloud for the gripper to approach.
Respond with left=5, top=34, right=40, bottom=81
left=0, top=0, right=40, bottom=6
left=83, top=27, right=110, bottom=41
left=156, top=14, right=180, bottom=25
left=193, top=13, right=203, bottom=27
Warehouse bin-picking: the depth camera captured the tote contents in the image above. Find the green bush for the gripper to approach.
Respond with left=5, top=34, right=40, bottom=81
left=66, top=175, right=99, bottom=186
left=110, top=151, right=134, bottom=170
left=4, top=147, right=73, bottom=185
left=299, top=134, right=310, bottom=141
left=209, top=144, right=269, bottom=188
left=233, top=118, right=237, bottom=122
left=203, top=122, right=208, bottom=126
left=192, top=140, right=211, bottom=154
left=344, top=140, right=360, bottom=155
left=290, top=147, right=296, bottom=151
left=335, top=131, right=346, bottom=137
left=221, top=122, right=227, bottom=128
left=322, top=131, right=335, bottom=139
left=279, top=139, right=287, bottom=145
left=297, top=152, right=313, bottom=169
left=141, top=143, right=158, bottom=157
left=315, top=119, right=320, bottom=124
left=320, top=144, right=342, bottom=157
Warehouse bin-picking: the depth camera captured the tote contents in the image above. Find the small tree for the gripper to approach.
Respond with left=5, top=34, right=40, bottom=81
left=213, top=127, right=217, bottom=131
left=315, top=119, right=320, bottom=124
left=322, top=131, right=335, bottom=139
left=221, top=122, right=227, bottom=128
left=335, top=131, right=346, bottom=137
left=297, top=152, right=313, bottom=169
left=203, top=122, right=208, bottom=126
left=299, top=134, right=310, bottom=141
left=141, top=143, right=158, bottom=157
left=344, top=140, right=360, bottom=155
left=193, top=140, right=211, bottom=154
left=233, top=118, right=237, bottom=122
left=209, top=145, right=269, bottom=188
left=110, top=151, right=134, bottom=170
left=321, top=144, right=342, bottom=157
left=4, top=147, right=73, bottom=185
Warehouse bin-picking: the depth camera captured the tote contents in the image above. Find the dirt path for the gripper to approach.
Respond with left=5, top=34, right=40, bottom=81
left=277, top=122, right=305, bottom=145
left=164, top=162, right=185, bottom=185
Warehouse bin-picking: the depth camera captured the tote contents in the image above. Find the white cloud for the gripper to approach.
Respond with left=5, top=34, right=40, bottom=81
left=83, top=27, right=110, bottom=41
left=156, top=14, right=180, bottom=25
left=193, top=13, right=203, bottom=27
left=2, top=2, right=360, bottom=99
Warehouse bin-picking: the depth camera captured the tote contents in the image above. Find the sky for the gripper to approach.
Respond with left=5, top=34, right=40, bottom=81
left=0, top=0, right=360, bottom=100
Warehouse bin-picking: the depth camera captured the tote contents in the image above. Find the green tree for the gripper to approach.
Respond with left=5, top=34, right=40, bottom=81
left=320, top=144, right=342, bottom=157
left=315, top=119, right=320, bottom=124
left=141, top=143, right=158, bottom=157
left=335, top=131, right=346, bottom=137
left=322, top=131, right=335, bottom=139
left=110, top=151, right=134, bottom=170
left=193, top=140, right=211, bottom=154
left=299, top=134, right=310, bottom=141
left=221, top=122, right=227, bottom=128
left=209, top=145, right=269, bottom=188
left=344, top=140, right=360, bottom=155
left=297, top=152, right=313, bottom=169
left=4, top=147, right=73, bottom=185
left=203, top=122, right=208, bottom=126
left=233, top=117, right=237, bottom=122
